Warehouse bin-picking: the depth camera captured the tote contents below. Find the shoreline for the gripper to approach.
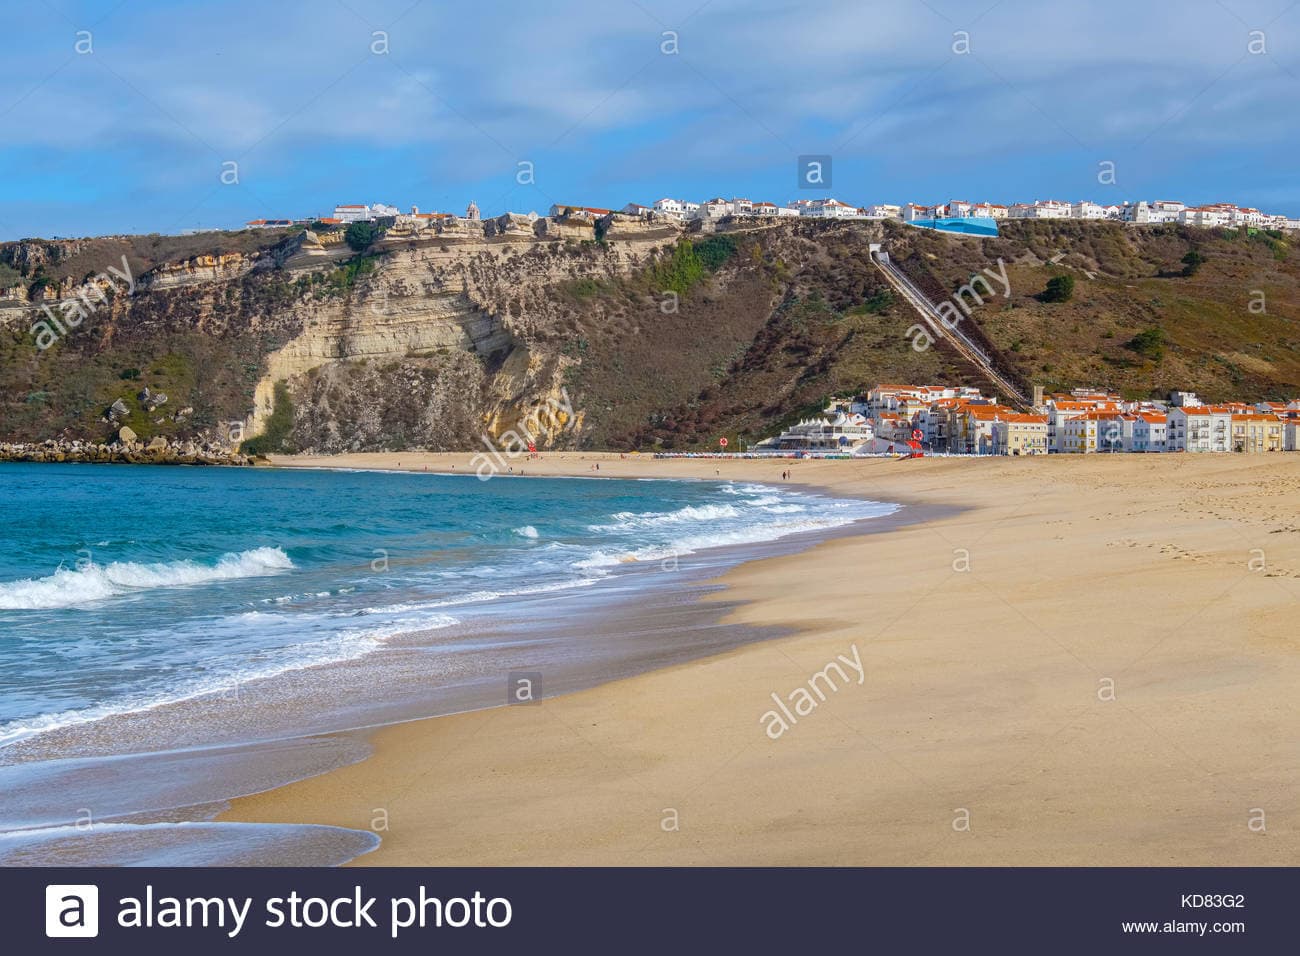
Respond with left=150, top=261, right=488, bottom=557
left=227, top=452, right=1300, bottom=865
left=1, top=457, right=909, bottom=865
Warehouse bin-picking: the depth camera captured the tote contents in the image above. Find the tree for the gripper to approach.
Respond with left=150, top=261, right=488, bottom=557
left=1181, top=249, right=1205, bottom=277
left=344, top=220, right=383, bottom=252
left=1041, top=274, right=1075, bottom=303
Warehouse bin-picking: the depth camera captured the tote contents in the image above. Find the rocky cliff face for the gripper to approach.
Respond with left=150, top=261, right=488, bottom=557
left=0, top=216, right=693, bottom=452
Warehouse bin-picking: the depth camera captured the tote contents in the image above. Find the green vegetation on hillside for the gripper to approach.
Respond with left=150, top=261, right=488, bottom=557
left=1041, top=274, right=1075, bottom=302
left=344, top=221, right=383, bottom=252
left=1181, top=249, right=1205, bottom=276
left=1125, top=327, right=1167, bottom=361
left=240, top=381, right=294, bottom=455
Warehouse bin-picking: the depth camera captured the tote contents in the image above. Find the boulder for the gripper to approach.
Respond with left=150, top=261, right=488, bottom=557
left=106, top=399, right=129, bottom=420
left=146, top=436, right=168, bottom=451
left=117, top=426, right=137, bottom=445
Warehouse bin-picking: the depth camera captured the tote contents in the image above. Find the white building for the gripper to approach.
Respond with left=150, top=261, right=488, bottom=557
left=1071, top=201, right=1107, bottom=220
left=796, top=198, right=860, bottom=219
left=1180, top=204, right=1235, bottom=228
left=1129, top=200, right=1186, bottom=224
left=1236, top=207, right=1270, bottom=227
left=333, top=204, right=372, bottom=223
left=746, top=201, right=798, bottom=217
left=697, top=197, right=734, bottom=219
left=1009, top=200, right=1071, bottom=219
left=755, top=409, right=879, bottom=454
left=1167, top=405, right=1233, bottom=452
left=1131, top=413, right=1168, bottom=452
left=865, top=204, right=902, bottom=219
left=651, top=198, right=700, bottom=219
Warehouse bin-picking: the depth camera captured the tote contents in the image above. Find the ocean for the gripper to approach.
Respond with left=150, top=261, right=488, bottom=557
left=0, top=462, right=898, bottom=864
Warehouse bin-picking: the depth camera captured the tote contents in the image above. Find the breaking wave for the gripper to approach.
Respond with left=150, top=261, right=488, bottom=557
left=0, top=547, right=294, bottom=610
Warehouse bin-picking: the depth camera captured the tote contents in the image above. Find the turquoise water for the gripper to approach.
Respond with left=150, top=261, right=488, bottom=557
left=0, top=462, right=897, bottom=863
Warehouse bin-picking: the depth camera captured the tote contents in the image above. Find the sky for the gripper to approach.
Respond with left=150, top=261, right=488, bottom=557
left=2, top=0, right=1299, bottom=240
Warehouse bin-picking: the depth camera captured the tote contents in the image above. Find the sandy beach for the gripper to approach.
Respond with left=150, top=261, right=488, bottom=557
left=225, top=452, right=1300, bottom=865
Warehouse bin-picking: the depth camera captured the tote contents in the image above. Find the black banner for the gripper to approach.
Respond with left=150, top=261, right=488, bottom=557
left=4, top=867, right=1295, bottom=953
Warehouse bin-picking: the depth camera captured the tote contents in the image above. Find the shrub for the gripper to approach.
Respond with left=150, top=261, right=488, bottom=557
left=344, top=221, right=383, bottom=252
left=694, top=234, right=738, bottom=271
left=858, top=290, right=896, bottom=314
left=648, top=241, right=706, bottom=295
left=1041, top=274, right=1075, bottom=302
left=1181, top=249, right=1205, bottom=277
left=1125, top=327, right=1166, bottom=361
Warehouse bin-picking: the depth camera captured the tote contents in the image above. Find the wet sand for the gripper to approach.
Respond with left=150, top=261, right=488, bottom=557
left=226, top=452, right=1300, bottom=865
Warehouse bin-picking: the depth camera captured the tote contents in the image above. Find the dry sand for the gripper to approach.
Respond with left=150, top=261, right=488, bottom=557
left=225, top=452, right=1300, bottom=865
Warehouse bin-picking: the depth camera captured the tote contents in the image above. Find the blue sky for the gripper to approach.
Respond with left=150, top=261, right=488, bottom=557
left=2, top=0, right=1299, bottom=239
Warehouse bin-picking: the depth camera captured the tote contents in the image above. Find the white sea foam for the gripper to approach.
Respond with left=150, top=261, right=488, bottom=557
left=588, top=502, right=742, bottom=533
left=576, top=494, right=898, bottom=569
left=514, top=525, right=540, bottom=538
left=0, top=608, right=459, bottom=746
left=0, top=547, right=294, bottom=610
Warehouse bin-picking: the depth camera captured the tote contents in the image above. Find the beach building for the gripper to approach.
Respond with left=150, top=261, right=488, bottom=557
left=1060, top=412, right=1103, bottom=453
left=1132, top=413, right=1168, bottom=452
left=914, top=397, right=971, bottom=450
left=1283, top=415, right=1300, bottom=451
left=1168, top=405, right=1233, bottom=452
left=991, top=413, right=1050, bottom=455
left=1230, top=414, right=1285, bottom=453
left=1045, top=400, right=1092, bottom=453
left=1043, top=395, right=1123, bottom=452
left=949, top=405, right=1009, bottom=455
left=755, top=408, right=879, bottom=454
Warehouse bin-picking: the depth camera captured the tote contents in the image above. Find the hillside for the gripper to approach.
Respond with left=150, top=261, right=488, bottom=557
left=1, top=218, right=1296, bottom=453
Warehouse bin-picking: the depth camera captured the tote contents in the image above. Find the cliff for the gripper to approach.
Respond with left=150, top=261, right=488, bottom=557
left=1, top=217, right=1297, bottom=454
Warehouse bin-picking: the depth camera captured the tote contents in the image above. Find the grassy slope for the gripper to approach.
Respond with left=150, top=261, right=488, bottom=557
left=898, top=220, right=1300, bottom=402
left=596, top=220, right=1299, bottom=449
